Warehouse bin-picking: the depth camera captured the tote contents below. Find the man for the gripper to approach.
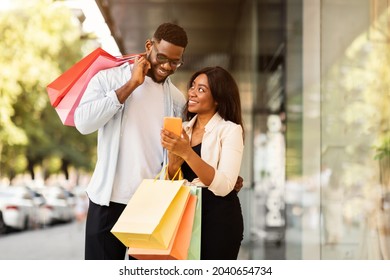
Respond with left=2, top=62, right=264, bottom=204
left=75, top=22, right=243, bottom=260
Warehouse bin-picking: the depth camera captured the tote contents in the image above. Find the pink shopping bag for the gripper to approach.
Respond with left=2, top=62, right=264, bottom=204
left=47, top=48, right=139, bottom=126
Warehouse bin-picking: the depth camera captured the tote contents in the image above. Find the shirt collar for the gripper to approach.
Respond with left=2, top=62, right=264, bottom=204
left=185, top=112, right=223, bottom=133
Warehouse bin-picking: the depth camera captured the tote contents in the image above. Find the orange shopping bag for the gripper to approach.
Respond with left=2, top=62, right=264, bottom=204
left=128, top=193, right=197, bottom=260
left=46, top=48, right=139, bottom=126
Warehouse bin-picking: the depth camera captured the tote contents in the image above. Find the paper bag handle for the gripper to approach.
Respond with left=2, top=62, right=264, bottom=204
left=116, top=54, right=143, bottom=63
left=154, top=164, right=182, bottom=182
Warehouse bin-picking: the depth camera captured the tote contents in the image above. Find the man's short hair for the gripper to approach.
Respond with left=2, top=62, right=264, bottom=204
left=153, top=22, right=188, bottom=48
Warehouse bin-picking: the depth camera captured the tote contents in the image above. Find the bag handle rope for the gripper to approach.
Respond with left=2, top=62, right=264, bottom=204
left=154, top=164, right=182, bottom=182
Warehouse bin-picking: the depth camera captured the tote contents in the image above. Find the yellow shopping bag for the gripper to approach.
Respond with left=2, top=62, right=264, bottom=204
left=128, top=193, right=197, bottom=260
left=111, top=176, right=190, bottom=250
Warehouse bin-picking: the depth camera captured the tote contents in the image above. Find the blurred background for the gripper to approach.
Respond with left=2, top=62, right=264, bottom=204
left=0, top=0, right=389, bottom=260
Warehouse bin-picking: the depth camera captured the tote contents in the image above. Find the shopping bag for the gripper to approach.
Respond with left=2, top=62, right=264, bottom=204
left=187, top=187, right=202, bottom=260
left=46, top=48, right=139, bottom=126
left=128, top=193, right=197, bottom=260
left=111, top=178, right=191, bottom=250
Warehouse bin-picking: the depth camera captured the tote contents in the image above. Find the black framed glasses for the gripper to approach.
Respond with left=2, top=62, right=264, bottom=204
left=152, top=41, right=184, bottom=68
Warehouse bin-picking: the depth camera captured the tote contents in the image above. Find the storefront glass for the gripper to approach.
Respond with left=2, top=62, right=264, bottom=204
left=319, top=0, right=390, bottom=259
left=285, top=0, right=390, bottom=259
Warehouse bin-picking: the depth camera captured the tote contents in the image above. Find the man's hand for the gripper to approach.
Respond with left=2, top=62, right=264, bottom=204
left=115, top=54, right=150, bottom=104
left=130, top=54, right=150, bottom=86
left=234, top=176, right=244, bottom=192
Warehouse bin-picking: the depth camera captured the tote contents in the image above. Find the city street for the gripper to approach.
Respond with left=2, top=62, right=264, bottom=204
left=0, top=221, right=85, bottom=260
left=0, top=220, right=253, bottom=260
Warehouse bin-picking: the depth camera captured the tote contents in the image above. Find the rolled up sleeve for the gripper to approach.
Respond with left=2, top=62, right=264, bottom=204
left=207, top=125, right=244, bottom=196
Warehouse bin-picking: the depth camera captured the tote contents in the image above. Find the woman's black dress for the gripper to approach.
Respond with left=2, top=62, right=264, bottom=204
left=181, top=143, right=244, bottom=260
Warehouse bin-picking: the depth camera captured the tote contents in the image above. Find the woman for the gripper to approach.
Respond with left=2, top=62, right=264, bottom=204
left=161, top=66, right=244, bottom=260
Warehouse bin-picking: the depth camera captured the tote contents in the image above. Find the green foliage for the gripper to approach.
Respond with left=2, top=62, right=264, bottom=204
left=373, top=133, right=390, bottom=161
left=0, top=0, right=97, bottom=179
left=43, top=156, right=62, bottom=174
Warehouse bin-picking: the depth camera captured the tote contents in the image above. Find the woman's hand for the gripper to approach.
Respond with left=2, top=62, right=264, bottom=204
left=168, top=151, right=184, bottom=168
left=161, top=128, right=191, bottom=160
left=162, top=128, right=215, bottom=187
left=161, top=128, right=190, bottom=179
left=167, top=152, right=184, bottom=179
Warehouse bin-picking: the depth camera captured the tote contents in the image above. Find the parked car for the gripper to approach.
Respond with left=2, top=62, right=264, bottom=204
left=29, top=188, right=46, bottom=207
left=0, top=210, right=6, bottom=234
left=39, top=186, right=76, bottom=226
left=0, top=186, right=43, bottom=231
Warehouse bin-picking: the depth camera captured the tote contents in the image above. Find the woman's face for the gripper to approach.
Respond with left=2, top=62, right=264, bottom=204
left=187, top=73, right=217, bottom=115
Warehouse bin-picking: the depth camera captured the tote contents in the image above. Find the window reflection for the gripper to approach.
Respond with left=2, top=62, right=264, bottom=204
left=320, top=1, right=390, bottom=259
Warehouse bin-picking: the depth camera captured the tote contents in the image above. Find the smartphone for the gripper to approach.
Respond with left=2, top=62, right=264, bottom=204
left=163, top=117, right=182, bottom=136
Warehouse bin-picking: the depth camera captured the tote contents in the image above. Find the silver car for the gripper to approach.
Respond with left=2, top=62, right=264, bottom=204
left=39, top=186, right=76, bottom=226
left=0, top=186, right=42, bottom=231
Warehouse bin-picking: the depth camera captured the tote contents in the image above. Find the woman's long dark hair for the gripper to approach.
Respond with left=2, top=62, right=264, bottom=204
left=184, top=66, right=244, bottom=139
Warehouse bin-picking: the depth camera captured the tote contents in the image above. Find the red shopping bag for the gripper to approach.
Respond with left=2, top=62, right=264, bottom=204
left=47, top=48, right=139, bottom=126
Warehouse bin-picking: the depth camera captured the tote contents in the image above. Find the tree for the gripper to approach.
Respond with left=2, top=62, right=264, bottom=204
left=0, top=0, right=97, bottom=180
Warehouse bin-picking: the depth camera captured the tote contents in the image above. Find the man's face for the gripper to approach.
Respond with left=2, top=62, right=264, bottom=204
left=146, top=39, right=185, bottom=83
